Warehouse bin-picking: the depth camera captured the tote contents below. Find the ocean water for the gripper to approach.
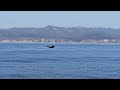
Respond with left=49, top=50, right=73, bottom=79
left=0, top=42, right=120, bottom=79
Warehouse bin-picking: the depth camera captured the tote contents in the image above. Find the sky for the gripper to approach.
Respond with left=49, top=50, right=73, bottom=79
left=0, top=11, right=120, bottom=29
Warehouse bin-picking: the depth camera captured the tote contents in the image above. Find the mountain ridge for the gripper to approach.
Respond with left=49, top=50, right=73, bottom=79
left=0, top=25, right=120, bottom=42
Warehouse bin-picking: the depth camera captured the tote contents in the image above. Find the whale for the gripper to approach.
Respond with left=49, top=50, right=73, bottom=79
left=47, top=46, right=55, bottom=48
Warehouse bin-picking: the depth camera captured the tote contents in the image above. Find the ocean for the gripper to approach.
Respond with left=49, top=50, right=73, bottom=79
left=0, top=42, right=120, bottom=79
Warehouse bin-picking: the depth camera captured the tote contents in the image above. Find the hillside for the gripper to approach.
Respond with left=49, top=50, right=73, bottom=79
left=0, top=25, right=120, bottom=42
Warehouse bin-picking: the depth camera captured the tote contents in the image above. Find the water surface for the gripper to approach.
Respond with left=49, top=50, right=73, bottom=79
left=0, top=42, right=120, bottom=79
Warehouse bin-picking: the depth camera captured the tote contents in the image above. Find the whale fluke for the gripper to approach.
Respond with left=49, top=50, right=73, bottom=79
left=47, top=46, right=55, bottom=48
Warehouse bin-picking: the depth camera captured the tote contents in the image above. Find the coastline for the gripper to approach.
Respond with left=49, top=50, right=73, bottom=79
left=0, top=41, right=120, bottom=44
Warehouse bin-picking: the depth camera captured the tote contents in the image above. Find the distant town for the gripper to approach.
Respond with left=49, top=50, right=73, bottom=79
left=1, top=38, right=120, bottom=43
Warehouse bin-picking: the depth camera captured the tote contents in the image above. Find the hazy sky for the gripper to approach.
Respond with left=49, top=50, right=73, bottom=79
left=0, top=11, right=120, bottom=28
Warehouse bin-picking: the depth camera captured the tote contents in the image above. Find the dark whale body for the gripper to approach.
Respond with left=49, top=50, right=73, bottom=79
left=47, top=46, right=55, bottom=48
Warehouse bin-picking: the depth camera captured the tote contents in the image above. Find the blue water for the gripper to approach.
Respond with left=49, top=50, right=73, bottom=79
left=0, top=42, right=120, bottom=79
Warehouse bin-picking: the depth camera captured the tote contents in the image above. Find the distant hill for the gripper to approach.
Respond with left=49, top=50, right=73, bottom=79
left=0, top=25, right=120, bottom=42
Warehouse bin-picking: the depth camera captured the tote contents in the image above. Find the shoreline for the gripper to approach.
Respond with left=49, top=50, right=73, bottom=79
left=0, top=42, right=120, bottom=44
